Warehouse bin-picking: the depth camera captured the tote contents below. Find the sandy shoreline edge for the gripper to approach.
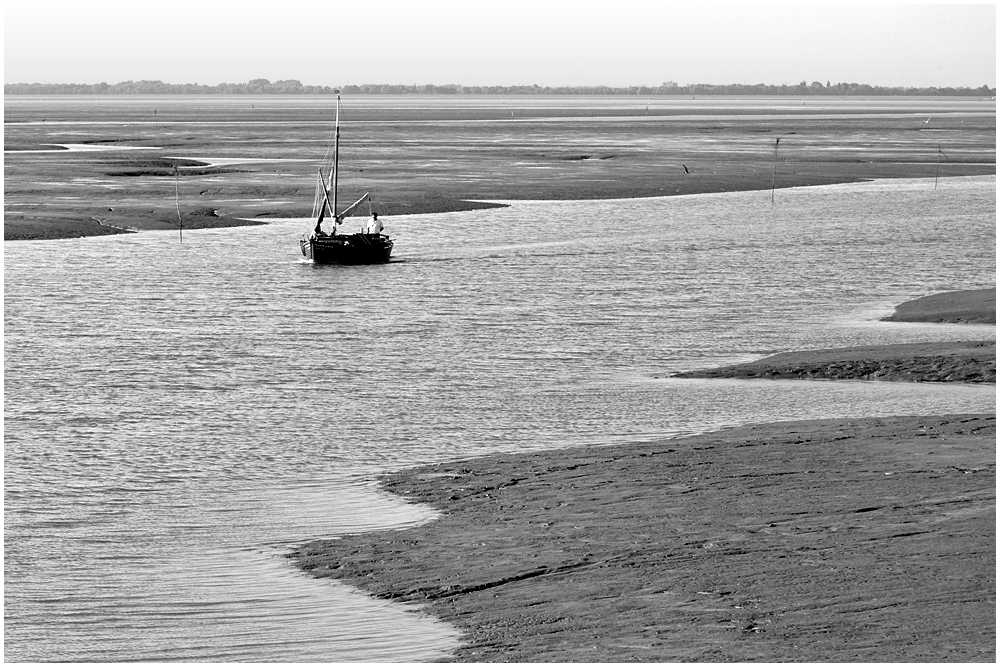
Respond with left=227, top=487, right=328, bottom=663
left=289, top=290, right=996, bottom=661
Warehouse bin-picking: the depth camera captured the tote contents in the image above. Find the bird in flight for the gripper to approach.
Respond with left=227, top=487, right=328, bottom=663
left=682, top=164, right=690, bottom=174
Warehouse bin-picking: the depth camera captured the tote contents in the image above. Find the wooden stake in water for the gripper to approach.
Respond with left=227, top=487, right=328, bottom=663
left=934, top=144, right=945, bottom=190
left=174, top=165, right=183, bottom=243
left=770, top=137, right=781, bottom=204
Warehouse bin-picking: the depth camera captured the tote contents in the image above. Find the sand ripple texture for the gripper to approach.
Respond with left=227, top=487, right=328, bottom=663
left=4, top=175, right=996, bottom=660
left=677, top=340, right=996, bottom=383
left=295, top=414, right=995, bottom=662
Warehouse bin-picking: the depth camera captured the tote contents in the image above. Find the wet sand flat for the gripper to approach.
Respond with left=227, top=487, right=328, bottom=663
left=882, top=287, right=996, bottom=324
left=291, top=413, right=995, bottom=662
left=4, top=96, right=995, bottom=239
left=674, top=340, right=995, bottom=383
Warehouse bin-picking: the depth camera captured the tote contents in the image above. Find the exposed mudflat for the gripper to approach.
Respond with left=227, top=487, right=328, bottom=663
left=291, top=413, right=996, bottom=662
left=882, top=288, right=996, bottom=324
left=674, top=340, right=996, bottom=383
left=5, top=96, right=996, bottom=240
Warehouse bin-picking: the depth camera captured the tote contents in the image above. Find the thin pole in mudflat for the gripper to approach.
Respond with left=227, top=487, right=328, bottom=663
left=174, top=164, right=183, bottom=243
left=771, top=136, right=781, bottom=203
left=934, top=144, right=947, bottom=190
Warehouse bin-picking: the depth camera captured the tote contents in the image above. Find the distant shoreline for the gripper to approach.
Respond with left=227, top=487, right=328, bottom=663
left=6, top=82, right=996, bottom=96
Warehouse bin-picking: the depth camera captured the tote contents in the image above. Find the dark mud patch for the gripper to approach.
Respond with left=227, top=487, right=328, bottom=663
left=4, top=143, right=70, bottom=151
left=103, top=157, right=250, bottom=177
left=3, top=212, right=135, bottom=240
left=108, top=158, right=210, bottom=168
left=93, top=204, right=265, bottom=232
left=547, top=153, right=620, bottom=161
left=79, top=138, right=161, bottom=146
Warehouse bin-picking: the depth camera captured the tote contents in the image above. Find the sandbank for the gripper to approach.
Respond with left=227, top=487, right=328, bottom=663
left=882, top=287, right=996, bottom=324
left=673, top=340, right=995, bottom=383
left=291, top=413, right=995, bottom=662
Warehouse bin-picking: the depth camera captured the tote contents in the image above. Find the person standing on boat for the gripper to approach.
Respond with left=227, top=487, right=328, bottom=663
left=370, top=212, right=384, bottom=235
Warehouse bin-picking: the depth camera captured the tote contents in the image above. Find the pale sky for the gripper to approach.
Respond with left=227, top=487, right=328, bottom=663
left=3, top=1, right=996, bottom=88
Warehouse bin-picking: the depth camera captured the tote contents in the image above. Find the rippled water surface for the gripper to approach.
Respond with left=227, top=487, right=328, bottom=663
left=5, top=174, right=995, bottom=661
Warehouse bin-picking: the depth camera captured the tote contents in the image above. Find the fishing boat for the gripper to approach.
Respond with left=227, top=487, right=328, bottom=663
left=300, top=93, right=393, bottom=264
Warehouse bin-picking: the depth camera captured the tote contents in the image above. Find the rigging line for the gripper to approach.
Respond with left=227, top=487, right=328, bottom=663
left=340, top=144, right=363, bottom=192
left=320, top=106, right=338, bottom=165
left=336, top=138, right=372, bottom=219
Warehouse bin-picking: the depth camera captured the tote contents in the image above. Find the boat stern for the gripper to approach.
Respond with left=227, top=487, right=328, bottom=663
left=299, top=235, right=314, bottom=259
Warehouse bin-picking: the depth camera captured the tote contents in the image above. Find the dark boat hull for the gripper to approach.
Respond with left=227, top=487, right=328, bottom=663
left=300, top=233, right=393, bottom=265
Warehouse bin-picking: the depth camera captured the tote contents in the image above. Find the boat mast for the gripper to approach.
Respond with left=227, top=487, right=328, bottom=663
left=329, top=92, right=341, bottom=225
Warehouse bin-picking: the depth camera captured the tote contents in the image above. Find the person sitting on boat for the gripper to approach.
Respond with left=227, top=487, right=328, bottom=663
left=370, top=212, right=384, bottom=235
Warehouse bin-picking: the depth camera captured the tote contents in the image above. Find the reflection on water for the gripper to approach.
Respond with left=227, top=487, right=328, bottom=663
left=4, top=174, right=995, bottom=661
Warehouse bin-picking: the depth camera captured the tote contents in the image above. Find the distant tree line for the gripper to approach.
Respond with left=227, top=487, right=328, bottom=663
left=3, top=79, right=331, bottom=95
left=4, top=78, right=996, bottom=96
